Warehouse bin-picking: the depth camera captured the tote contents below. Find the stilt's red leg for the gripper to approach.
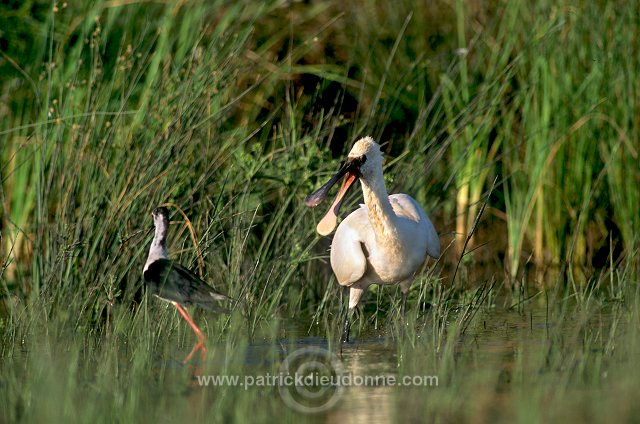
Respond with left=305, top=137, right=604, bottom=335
left=183, top=341, right=205, bottom=365
left=174, top=303, right=207, bottom=364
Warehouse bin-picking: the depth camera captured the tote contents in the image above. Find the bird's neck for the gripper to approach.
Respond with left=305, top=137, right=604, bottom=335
left=360, top=172, right=399, bottom=245
left=144, top=225, right=168, bottom=271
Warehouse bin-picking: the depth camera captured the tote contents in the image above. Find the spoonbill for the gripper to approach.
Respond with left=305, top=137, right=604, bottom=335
left=305, top=137, right=439, bottom=342
left=143, top=207, right=230, bottom=364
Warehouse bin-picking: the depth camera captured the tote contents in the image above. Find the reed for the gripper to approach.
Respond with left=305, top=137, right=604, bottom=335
left=1, top=0, right=639, bottom=422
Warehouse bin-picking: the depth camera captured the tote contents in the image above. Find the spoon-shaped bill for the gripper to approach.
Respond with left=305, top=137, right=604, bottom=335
left=316, top=172, right=358, bottom=235
left=304, top=161, right=351, bottom=207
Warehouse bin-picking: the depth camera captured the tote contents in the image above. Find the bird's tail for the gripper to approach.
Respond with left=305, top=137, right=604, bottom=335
left=193, top=290, right=237, bottom=313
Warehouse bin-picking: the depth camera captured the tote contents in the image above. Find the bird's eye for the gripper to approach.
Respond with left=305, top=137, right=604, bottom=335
left=360, top=155, right=367, bottom=165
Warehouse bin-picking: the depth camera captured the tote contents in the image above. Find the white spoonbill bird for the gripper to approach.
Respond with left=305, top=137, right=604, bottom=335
left=305, top=137, right=440, bottom=342
left=143, top=207, right=230, bottom=364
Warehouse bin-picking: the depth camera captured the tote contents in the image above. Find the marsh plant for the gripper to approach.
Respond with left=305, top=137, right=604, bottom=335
left=1, top=0, right=638, bottom=422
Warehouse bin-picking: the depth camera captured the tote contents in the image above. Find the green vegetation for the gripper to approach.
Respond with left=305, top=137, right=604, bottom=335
left=1, top=0, right=638, bottom=422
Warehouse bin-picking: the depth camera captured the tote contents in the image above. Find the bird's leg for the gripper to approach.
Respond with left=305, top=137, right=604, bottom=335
left=400, top=280, right=411, bottom=321
left=183, top=341, right=205, bottom=365
left=174, top=303, right=207, bottom=364
left=341, top=307, right=354, bottom=344
left=399, top=281, right=412, bottom=343
left=401, top=291, right=408, bottom=320
left=341, top=286, right=365, bottom=346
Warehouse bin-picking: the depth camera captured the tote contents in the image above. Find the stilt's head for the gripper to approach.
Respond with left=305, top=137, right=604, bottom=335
left=304, top=136, right=383, bottom=236
left=152, top=207, right=169, bottom=230
left=144, top=206, right=170, bottom=271
left=151, top=206, right=170, bottom=246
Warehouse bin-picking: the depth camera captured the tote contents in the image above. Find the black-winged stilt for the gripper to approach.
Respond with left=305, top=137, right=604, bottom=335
left=143, top=206, right=229, bottom=364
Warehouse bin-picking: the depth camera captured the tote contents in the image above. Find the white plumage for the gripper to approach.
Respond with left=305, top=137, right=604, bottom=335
left=305, top=137, right=439, bottom=342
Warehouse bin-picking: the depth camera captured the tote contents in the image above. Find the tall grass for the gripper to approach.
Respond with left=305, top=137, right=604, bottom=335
left=1, top=0, right=639, bottom=422
left=415, top=0, right=640, bottom=281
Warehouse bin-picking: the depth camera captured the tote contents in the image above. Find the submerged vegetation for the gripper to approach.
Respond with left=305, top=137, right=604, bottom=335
left=1, top=0, right=639, bottom=422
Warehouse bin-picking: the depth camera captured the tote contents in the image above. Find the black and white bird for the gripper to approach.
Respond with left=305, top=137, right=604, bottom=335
left=143, top=206, right=229, bottom=364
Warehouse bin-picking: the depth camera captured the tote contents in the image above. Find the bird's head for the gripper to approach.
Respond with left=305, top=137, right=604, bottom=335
left=347, top=136, right=383, bottom=181
left=152, top=207, right=169, bottom=229
left=304, top=136, right=383, bottom=235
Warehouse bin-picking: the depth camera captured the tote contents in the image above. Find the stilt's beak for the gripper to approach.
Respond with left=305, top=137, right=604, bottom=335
left=305, top=157, right=364, bottom=235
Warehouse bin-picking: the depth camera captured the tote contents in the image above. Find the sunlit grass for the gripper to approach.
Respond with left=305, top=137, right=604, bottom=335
left=1, top=0, right=639, bottom=422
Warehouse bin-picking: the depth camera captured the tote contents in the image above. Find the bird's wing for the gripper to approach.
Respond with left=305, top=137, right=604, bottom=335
left=390, top=194, right=440, bottom=258
left=143, top=258, right=229, bottom=312
left=330, top=208, right=368, bottom=286
left=389, top=193, right=423, bottom=222
left=170, top=263, right=230, bottom=301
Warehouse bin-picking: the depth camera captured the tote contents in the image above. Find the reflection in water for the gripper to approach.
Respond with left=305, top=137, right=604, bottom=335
left=327, top=342, right=396, bottom=424
left=173, top=297, right=622, bottom=423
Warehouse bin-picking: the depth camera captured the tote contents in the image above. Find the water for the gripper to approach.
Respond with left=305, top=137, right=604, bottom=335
left=4, top=293, right=635, bottom=423
left=196, top=297, right=627, bottom=422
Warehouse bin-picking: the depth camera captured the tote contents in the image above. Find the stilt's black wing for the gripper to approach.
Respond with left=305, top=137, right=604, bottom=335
left=143, top=258, right=229, bottom=312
